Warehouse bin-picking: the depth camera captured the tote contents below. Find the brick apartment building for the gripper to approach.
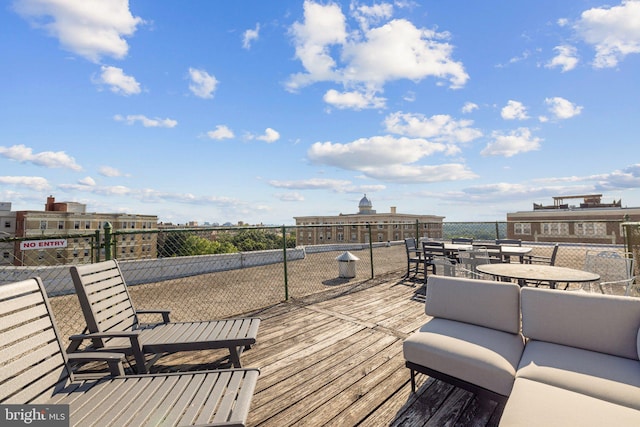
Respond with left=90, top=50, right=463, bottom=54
left=294, top=195, right=444, bottom=246
left=3, top=196, right=158, bottom=266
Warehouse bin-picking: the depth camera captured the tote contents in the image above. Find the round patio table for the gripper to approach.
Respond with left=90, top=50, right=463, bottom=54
left=476, top=264, right=600, bottom=289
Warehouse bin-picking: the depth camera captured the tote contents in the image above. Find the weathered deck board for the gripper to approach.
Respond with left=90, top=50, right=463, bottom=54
left=152, top=273, right=502, bottom=426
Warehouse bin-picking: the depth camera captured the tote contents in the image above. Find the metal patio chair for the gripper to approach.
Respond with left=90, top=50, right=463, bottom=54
left=404, top=237, right=423, bottom=279
left=581, top=250, right=636, bottom=296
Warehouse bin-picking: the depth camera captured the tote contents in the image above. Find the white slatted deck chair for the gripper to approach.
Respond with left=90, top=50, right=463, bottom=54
left=0, top=277, right=260, bottom=427
left=69, top=260, right=260, bottom=373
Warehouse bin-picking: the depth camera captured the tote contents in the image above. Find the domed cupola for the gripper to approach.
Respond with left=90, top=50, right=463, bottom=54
left=358, top=194, right=376, bottom=214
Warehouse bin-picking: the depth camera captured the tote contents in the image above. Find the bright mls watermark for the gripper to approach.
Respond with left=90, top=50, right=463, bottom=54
left=1, top=405, right=69, bottom=426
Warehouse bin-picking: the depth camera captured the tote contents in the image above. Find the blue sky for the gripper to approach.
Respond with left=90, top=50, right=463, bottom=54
left=2, top=0, right=640, bottom=225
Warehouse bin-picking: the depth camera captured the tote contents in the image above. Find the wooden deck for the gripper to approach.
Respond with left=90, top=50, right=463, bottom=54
left=150, top=272, right=504, bottom=426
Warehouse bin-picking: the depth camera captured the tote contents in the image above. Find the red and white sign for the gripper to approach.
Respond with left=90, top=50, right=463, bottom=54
left=20, top=239, right=68, bottom=251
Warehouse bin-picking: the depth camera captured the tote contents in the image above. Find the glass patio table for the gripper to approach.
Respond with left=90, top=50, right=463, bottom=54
left=476, top=263, right=600, bottom=289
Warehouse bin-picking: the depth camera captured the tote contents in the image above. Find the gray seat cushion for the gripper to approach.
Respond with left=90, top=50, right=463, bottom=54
left=516, top=340, right=640, bottom=410
left=500, top=377, right=640, bottom=426
left=403, top=317, right=525, bottom=396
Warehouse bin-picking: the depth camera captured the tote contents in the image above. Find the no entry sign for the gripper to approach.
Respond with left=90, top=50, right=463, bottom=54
left=20, top=239, right=68, bottom=251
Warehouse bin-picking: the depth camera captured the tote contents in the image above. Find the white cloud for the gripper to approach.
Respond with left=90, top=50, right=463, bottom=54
left=78, top=176, right=96, bottom=186
left=287, top=1, right=468, bottom=94
left=243, top=23, right=260, bottom=49
left=207, top=125, right=235, bottom=140
left=481, top=128, right=542, bottom=157
left=545, top=97, right=583, bottom=119
left=257, top=128, right=280, bottom=143
left=288, top=0, right=347, bottom=90
left=0, top=144, right=82, bottom=171
left=461, top=102, right=479, bottom=114
left=99, top=166, right=127, bottom=177
left=342, top=19, right=468, bottom=89
left=13, top=0, right=143, bottom=62
left=546, top=45, right=579, bottom=72
left=268, top=178, right=386, bottom=193
left=269, top=178, right=352, bottom=191
left=384, top=112, right=482, bottom=144
left=0, top=176, right=50, bottom=191
left=575, top=0, right=640, bottom=68
left=323, top=89, right=386, bottom=110
left=360, top=163, right=478, bottom=183
left=273, top=192, right=305, bottom=202
left=308, top=135, right=447, bottom=171
left=114, top=114, right=177, bottom=128
left=95, top=65, right=141, bottom=95
left=501, top=100, right=529, bottom=120
left=350, top=2, right=394, bottom=30
left=188, top=68, right=218, bottom=99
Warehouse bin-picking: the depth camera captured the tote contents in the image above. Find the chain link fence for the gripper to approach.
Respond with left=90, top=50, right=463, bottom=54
left=1, top=221, right=636, bottom=343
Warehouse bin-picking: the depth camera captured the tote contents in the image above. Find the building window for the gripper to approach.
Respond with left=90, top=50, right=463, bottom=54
left=378, top=233, right=384, bottom=242
left=3, top=252, right=9, bottom=259
left=85, top=222, right=91, bottom=229
left=514, top=223, right=531, bottom=235
left=5, top=221, right=11, bottom=228
left=58, top=221, right=64, bottom=230
left=40, top=221, right=47, bottom=230
left=575, top=222, right=606, bottom=236
left=542, top=223, right=568, bottom=235
left=337, top=233, right=344, bottom=241
left=351, top=233, right=357, bottom=241
left=74, top=221, right=80, bottom=230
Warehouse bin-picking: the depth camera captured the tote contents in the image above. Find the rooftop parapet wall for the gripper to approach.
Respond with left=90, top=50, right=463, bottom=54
left=0, top=247, right=306, bottom=295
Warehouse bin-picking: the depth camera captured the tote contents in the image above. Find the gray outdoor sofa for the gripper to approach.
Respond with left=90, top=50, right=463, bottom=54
left=403, top=275, right=640, bottom=426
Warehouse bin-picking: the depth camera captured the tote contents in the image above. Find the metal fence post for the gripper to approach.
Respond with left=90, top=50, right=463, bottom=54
left=104, top=222, right=112, bottom=261
left=495, top=221, right=500, bottom=239
left=282, top=225, right=289, bottom=301
left=367, top=223, right=374, bottom=279
left=94, top=229, right=101, bottom=263
left=415, top=219, right=419, bottom=239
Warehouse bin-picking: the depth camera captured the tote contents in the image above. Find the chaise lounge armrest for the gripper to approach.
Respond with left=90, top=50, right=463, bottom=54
left=68, top=330, right=143, bottom=351
left=136, top=309, right=171, bottom=323
left=67, top=351, right=126, bottom=376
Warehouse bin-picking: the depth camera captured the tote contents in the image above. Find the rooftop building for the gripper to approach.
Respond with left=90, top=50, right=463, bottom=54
left=4, top=196, right=158, bottom=266
left=507, top=194, right=640, bottom=244
left=294, top=195, right=444, bottom=245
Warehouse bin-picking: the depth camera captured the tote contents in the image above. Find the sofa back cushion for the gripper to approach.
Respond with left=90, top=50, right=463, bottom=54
left=521, top=287, right=640, bottom=360
left=426, top=276, right=521, bottom=334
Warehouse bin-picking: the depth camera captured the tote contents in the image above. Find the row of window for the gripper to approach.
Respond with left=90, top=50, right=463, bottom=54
left=36, top=220, right=156, bottom=230
left=513, top=222, right=608, bottom=236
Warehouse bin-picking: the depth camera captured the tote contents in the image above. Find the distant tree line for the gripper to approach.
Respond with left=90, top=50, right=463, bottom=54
left=158, top=228, right=296, bottom=257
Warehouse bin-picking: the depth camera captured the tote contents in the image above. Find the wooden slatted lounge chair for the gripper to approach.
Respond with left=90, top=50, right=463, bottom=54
left=68, top=260, right=260, bottom=373
left=0, top=277, right=260, bottom=427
